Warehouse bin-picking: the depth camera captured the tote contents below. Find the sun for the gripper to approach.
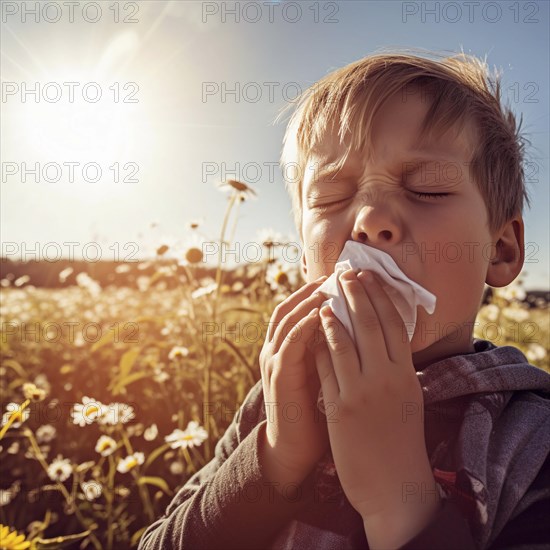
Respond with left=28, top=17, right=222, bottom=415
left=8, top=72, right=138, bottom=201
left=2, top=29, right=148, bottom=203
left=21, top=80, right=135, bottom=163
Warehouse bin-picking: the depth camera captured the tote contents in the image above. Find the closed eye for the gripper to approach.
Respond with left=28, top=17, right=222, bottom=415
left=411, top=192, right=450, bottom=199
left=311, top=197, right=351, bottom=210
left=313, top=192, right=449, bottom=211
left=329, top=197, right=351, bottom=205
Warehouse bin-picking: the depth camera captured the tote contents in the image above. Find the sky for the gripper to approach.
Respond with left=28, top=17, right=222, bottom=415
left=1, top=0, right=549, bottom=289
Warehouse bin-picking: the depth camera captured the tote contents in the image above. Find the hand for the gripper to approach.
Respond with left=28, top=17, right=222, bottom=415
left=259, top=276, right=330, bottom=476
left=313, top=269, right=440, bottom=547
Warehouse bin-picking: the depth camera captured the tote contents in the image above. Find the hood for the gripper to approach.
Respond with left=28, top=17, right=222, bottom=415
left=417, top=338, right=550, bottom=406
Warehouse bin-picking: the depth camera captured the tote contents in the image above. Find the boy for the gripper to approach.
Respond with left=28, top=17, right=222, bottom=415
left=139, top=50, right=550, bottom=549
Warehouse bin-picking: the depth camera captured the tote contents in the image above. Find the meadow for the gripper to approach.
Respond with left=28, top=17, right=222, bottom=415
left=1, top=182, right=548, bottom=549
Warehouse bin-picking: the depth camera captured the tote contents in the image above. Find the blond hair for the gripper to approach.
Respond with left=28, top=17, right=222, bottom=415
left=275, top=47, right=533, bottom=241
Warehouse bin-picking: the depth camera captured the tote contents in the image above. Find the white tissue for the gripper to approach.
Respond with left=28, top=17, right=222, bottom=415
left=315, top=240, right=437, bottom=415
left=317, top=240, right=436, bottom=343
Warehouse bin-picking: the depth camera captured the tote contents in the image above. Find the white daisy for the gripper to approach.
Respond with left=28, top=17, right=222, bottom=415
left=256, top=227, right=285, bottom=248
left=170, top=461, right=184, bottom=475
left=190, top=282, right=217, bottom=300
left=33, top=374, right=51, bottom=395
left=98, top=403, right=135, bottom=425
left=153, top=369, right=169, bottom=384
left=216, top=179, right=258, bottom=201
left=479, top=304, right=500, bottom=322
left=137, top=276, right=150, bottom=292
left=498, top=282, right=526, bottom=303
left=0, top=480, right=21, bottom=507
left=265, top=261, right=299, bottom=292
left=59, top=267, right=74, bottom=283
left=14, top=275, right=30, bottom=287
left=143, top=423, right=158, bottom=441
left=255, top=228, right=286, bottom=262
left=75, top=272, right=101, bottom=297
left=232, top=280, right=245, bottom=293
left=47, top=454, right=72, bottom=482
left=168, top=346, right=190, bottom=361
left=501, top=305, right=530, bottom=323
left=165, top=420, right=208, bottom=450
left=71, top=396, right=104, bottom=427
left=2, top=402, right=30, bottom=429
left=117, top=452, right=145, bottom=473
left=22, top=382, right=46, bottom=402
left=81, top=480, right=103, bottom=501
left=36, top=424, right=57, bottom=444
left=526, top=343, right=547, bottom=362
left=95, top=435, right=117, bottom=457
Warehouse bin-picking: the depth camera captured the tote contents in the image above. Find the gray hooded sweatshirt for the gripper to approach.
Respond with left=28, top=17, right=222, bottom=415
left=138, top=339, right=550, bottom=549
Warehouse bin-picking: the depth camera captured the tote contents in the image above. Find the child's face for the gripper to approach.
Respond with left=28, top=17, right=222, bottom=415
left=300, top=88, right=495, bottom=362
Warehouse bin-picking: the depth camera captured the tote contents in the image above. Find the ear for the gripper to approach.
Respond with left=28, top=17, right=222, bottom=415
left=485, top=217, right=525, bottom=287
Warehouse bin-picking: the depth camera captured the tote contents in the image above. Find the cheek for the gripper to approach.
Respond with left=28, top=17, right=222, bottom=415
left=410, top=273, right=484, bottom=351
left=303, top=215, right=346, bottom=276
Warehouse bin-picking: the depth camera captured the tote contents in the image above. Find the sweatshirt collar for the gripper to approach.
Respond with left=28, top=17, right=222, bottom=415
left=416, top=338, right=550, bottom=405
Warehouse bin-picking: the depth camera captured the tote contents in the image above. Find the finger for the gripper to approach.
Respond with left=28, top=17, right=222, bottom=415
left=267, top=276, right=327, bottom=343
left=271, top=290, right=328, bottom=352
left=357, top=270, right=410, bottom=364
left=319, top=305, right=361, bottom=397
left=312, top=333, right=340, bottom=406
left=339, top=268, right=387, bottom=368
left=276, top=307, right=323, bottom=377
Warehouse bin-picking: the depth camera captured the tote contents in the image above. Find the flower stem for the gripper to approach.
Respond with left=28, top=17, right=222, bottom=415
left=206, top=190, right=239, bottom=461
left=0, top=399, right=30, bottom=441
left=133, top=468, right=155, bottom=523
left=24, top=429, right=102, bottom=550
left=212, top=191, right=238, bottom=324
left=181, top=446, right=197, bottom=474
left=106, top=455, right=115, bottom=550
left=117, top=425, right=133, bottom=455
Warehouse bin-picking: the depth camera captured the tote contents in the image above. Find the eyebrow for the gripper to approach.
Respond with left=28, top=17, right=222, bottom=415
left=311, top=153, right=460, bottom=184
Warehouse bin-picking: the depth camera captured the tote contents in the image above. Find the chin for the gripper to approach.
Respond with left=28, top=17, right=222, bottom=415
left=410, top=333, right=436, bottom=356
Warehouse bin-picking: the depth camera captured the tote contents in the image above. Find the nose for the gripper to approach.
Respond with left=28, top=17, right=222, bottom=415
left=351, top=203, right=402, bottom=245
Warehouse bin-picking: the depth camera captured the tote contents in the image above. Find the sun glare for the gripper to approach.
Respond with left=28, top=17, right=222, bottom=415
left=3, top=29, right=147, bottom=203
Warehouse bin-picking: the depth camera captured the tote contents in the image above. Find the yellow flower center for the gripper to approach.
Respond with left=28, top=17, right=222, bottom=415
left=227, top=179, right=248, bottom=192
left=275, top=272, right=288, bottom=286
left=185, top=248, right=203, bottom=264
left=85, top=406, right=99, bottom=417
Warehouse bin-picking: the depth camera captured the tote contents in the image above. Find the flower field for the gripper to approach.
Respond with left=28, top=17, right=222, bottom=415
left=0, top=185, right=548, bottom=549
left=0, top=260, right=285, bottom=548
